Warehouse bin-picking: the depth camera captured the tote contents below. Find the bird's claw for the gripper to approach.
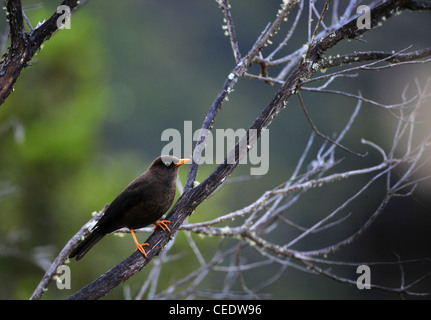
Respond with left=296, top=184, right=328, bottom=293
left=135, top=242, right=149, bottom=258
left=154, top=220, right=171, bottom=233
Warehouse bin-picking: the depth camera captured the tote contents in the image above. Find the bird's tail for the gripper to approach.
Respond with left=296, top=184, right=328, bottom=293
left=69, top=229, right=105, bottom=261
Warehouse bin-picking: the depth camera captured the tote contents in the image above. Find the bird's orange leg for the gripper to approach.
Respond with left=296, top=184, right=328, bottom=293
left=130, top=229, right=149, bottom=258
left=153, top=220, right=171, bottom=233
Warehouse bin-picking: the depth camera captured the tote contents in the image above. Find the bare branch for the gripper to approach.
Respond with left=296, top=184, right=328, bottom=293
left=218, top=0, right=241, bottom=63
left=0, top=0, right=82, bottom=106
left=297, top=91, right=366, bottom=157
left=185, top=0, right=298, bottom=189
left=319, top=48, right=431, bottom=70
left=30, top=206, right=106, bottom=300
left=5, top=0, right=26, bottom=49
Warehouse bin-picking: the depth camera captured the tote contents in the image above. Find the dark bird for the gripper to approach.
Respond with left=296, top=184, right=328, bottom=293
left=69, top=155, right=190, bottom=261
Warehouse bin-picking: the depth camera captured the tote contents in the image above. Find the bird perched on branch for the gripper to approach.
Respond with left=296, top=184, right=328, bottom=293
left=69, top=155, right=190, bottom=261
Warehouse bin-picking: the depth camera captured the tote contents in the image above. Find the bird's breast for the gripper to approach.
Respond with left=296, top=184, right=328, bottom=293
left=123, top=178, right=176, bottom=229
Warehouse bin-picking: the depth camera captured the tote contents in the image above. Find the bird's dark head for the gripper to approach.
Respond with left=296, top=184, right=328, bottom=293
left=150, top=155, right=190, bottom=172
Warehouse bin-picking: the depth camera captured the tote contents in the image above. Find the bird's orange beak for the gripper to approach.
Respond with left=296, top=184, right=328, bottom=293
left=175, top=158, right=191, bottom=167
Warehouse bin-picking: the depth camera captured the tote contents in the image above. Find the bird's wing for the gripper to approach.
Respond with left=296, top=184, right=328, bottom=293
left=95, top=180, right=150, bottom=231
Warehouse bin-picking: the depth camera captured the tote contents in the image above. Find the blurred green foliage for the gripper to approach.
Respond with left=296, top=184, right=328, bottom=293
left=0, top=8, right=109, bottom=299
left=0, top=6, right=166, bottom=299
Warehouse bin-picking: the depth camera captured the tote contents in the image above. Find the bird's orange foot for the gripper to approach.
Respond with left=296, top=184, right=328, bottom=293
left=135, top=242, right=149, bottom=258
left=154, top=220, right=171, bottom=233
left=130, top=228, right=149, bottom=258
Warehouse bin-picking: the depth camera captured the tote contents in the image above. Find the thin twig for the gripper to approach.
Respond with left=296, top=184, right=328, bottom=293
left=297, top=91, right=365, bottom=157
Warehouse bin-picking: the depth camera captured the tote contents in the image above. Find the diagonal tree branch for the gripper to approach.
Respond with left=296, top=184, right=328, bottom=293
left=5, top=0, right=26, bottom=49
left=30, top=207, right=106, bottom=300
left=184, top=0, right=298, bottom=190
left=0, top=0, right=82, bottom=106
left=318, top=48, right=431, bottom=70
